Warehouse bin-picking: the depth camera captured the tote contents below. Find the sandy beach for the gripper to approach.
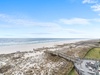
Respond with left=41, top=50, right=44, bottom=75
left=0, top=39, right=88, bottom=54
left=0, top=39, right=99, bottom=75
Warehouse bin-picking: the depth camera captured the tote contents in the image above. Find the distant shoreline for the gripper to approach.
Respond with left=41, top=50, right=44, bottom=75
left=0, top=39, right=90, bottom=54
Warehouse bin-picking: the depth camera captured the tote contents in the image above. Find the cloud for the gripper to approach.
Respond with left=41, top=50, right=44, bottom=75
left=0, top=13, right=62, bottom=37
left=82, top=0, right=100, bottom=15
left=1, top=13, right=100, bottom=27
left=82, top=0, right=98, bottom=4
left=91, top=4, right=100, bottom=11
left=59, top=18, right=90, bottom=25
left=64, top=29, right=85, bottom=34
left=31, top=33, right=52, bottom=35
left=0, top=14, right=9, bottom=18
left=0, top=13, right=60, bottom=29
left=59, top=17, right=100, bottom=25
left=1, top=13, right=100, bottom=38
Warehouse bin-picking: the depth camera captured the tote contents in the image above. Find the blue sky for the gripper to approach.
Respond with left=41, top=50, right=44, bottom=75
left=0, top=0, right=100, bottom=38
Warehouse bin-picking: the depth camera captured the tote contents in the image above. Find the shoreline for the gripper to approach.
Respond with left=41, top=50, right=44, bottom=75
left=0, top=39, right=90, bottom=54
left=0, top=39, right=99, bottom=75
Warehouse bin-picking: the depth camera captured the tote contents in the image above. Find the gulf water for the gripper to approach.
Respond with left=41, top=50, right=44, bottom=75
left=0, top=38, right=85, bottom=46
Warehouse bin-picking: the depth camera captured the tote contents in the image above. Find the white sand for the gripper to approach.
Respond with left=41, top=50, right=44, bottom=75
left=0, top=39, right=88, bottom=54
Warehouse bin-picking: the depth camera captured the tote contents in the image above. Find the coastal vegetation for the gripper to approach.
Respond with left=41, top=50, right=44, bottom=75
left=0, top=39, right=99, bottom=75
left=68, top=47, right=100, bottom=75
left=85, top=47, right=100, bottom=59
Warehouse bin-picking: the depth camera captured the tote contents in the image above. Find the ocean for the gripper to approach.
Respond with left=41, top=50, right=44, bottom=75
left=0, top=38, right=84, bottom=46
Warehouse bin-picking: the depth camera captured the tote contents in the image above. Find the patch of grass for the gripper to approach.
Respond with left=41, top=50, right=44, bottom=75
left=85, top=48, right=100, bottom=59
left=68, top=68, right=78, bottom=75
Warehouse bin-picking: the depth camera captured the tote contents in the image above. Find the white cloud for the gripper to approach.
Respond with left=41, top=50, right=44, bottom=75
left=82, top=0, right=100, bottom=15
left=82, top=0, right=98, bottom=4
left=59, top=18, right=90, bottom=25
left=0, top=13, right=60, bottom=29
left=1, top=13, right=100, bottom=38
left=91, top=4, right=100, bottom=11
left=0, top=13, right=63, bottom=38
left=1, top=13, right=100, bottom=27
left=91, top=18, right=100, bottom=22
left=0, top=14, right=9, bottom=18
left=64, top=29, right=85, bottom=34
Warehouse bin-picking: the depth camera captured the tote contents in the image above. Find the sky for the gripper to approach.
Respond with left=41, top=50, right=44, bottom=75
left=0, top=0, right=100, bottom=38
